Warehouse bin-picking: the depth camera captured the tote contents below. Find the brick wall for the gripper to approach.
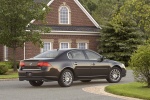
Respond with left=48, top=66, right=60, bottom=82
left=34, top=0, right=95, bottom=27
left=24, top=34, right=99, bottom=59
left=8, top=47, right=24, bottom=61
left=25, top=42, right=40, bottom=59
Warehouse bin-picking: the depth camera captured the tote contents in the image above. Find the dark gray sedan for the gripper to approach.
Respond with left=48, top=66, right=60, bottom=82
left=18, top=49, right=126, bottom=87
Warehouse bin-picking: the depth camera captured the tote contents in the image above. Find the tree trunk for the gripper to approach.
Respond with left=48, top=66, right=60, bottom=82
left=148, top=74, right=150, bottom=88
left=12, top=48, right=17, bottom=72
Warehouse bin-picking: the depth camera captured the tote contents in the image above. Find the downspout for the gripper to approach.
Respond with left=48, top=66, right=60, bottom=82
left=24, top=43, right=26, bottom=60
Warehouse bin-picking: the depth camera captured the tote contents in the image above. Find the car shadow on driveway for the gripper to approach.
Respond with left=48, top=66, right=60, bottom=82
left=18, top=79, right=118, bottom=89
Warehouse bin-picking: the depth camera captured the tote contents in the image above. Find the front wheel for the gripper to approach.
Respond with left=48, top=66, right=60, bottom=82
left=58, top=69, right=74, bottom=87
left=29, top=80, right=44, bottom=86
left=106, top=67, right=122, bottom=83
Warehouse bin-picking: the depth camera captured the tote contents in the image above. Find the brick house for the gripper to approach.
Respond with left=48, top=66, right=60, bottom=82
left=0, top=0, right=100, bottom=61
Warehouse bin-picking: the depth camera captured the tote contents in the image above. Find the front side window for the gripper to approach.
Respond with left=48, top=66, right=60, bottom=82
left=85, top=50, right=100, bottom=60
left=59, top=6, right=69, bottom=24
left=60, top=43, right=69, bottom=49
left=41, top=42, right=51, bottom=52
left=78, top=43, right=87, bottom=49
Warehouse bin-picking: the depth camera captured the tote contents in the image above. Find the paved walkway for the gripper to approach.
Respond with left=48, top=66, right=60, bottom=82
left=82, top=85, right=142, bottom=100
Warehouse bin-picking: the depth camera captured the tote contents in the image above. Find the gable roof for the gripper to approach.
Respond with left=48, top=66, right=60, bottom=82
left=74, top=0, right=101, bottom=29
left=33, top=0, right=101, bottom=29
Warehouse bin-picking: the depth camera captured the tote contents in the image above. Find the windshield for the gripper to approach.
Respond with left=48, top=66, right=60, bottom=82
left=34, top=50, right=63, bottom=58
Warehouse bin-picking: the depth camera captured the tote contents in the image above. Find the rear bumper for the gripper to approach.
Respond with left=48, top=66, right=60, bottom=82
left=18, top=71, right=59, bottom=81
left=121, top=68, right=126, bottom=77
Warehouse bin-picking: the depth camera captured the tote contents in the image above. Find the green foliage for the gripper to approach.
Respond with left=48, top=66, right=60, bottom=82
left=98, top=20, right=144, bottom=66
left=0, top=62, right=13, bottom=69
left=129, top=41, right=150, bottom=87
left=79, top=0, right=97, bottom=14
left=0, top=0, right=50, bottom=48
left=118, top=0, right=150, bottom=37
left=92, top=0, right=125, bottom=25
left=0, top=63, right=8, bottom=75
left=0, top=0, right=50, bottom=71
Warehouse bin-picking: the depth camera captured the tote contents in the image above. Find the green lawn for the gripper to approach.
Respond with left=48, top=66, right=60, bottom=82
left=0, top=69, right=18, bottom=79
left=105, top=82, right=150, bottom=100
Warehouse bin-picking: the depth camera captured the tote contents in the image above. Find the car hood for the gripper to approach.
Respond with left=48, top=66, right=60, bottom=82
left=103, top=59, right=123, bottom=65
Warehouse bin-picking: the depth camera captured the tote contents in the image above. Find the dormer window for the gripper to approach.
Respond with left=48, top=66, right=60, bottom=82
left=59, top=4, right=71, bottom=25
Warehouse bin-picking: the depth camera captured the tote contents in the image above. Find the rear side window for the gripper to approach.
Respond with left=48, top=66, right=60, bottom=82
left=68, top=50, right=86, bottom=60
left=34, top=50, right=61, bottom=58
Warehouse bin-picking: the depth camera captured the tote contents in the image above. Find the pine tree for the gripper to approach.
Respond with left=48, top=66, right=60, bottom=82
left=99, top=20, right=144, bottom=66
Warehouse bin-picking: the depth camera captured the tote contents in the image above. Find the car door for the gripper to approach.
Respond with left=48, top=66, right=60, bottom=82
left=68, top=50, right=91, bottom=78
left=84, top=50, right=109, bottom=77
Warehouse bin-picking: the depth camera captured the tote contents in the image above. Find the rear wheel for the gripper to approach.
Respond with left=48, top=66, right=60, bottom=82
left=81, top=80, right=91, bottom=82
left=29, top=80, right=44, bottom=86
left=58, top=69, right=74, bottom=87
left=106, top=67, right=122, bottom=83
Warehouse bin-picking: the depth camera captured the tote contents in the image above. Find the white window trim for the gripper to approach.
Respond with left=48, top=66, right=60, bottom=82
left=77, top=43, right=88, bottom=49
left=4, top=46, right=8, bottom=61
left=41, top=42, right=51, bottom=53
left=60, top=42, right=70, bottom=49
left=58, top=4, right=71, bottom=25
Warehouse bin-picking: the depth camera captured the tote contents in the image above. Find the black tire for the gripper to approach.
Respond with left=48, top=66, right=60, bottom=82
left=29, top=80, right=44, bottom=86
left=106, top=67, right=122, bottom=83
left=81, top=80, right=91, bottom=82
left=58, top=69, right=74, bottom=87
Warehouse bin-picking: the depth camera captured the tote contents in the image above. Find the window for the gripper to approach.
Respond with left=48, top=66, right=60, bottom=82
left=77, top=40, right=89, bottom=49
left=4, top=46, right=8, bottom=61
left=59, top=6, right=70, bottom=24
left=68, top=51, right=85, bottom=60
left=60, top=43, right=69, bottom=49
left=41, top=42, right=51, bottom=52
left=78, top=43, right=87, bottom=49
left=85, top=50, right=100, bottom=60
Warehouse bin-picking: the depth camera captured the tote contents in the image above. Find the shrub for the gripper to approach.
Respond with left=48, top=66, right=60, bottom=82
left=0, top=61, right=13, bottom=69
left=129, top=43, right=150, bottom=88
left=0, top=63, right=8, bottom=75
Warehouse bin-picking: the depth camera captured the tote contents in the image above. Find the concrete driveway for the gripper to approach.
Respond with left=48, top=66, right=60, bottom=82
left=0, top=70, right=136, bottom=100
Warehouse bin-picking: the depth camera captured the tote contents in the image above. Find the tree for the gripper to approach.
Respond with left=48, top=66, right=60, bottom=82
left=117, top=0, right=150, bottom=39
left=98, top=18, right=144, bottom=66
left=129, top=40, right=150, bottom=88
left=0, top=0, right=50, bottom=71
left=79, top=0, right=97, bottom=14
left=92, top=0, right=125, bottom=25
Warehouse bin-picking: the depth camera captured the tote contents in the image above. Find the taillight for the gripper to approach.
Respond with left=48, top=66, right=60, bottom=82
left=20, top=61, right=25, bottom=67
left=37, top=62, right=51, bottom=67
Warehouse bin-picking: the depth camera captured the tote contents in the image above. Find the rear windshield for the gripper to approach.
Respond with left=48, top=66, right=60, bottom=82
left=34, top=50, right=64, bottom=58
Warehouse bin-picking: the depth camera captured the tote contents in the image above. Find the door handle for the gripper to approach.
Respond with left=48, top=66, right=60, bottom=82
left=92, top=63, right=95, bottom=66
left=74, top=62, right=78, bottom=65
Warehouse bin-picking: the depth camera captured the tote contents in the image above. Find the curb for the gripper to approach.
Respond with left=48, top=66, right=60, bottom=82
left=0, top=78, right=18, bottom=81
left=82, top=85, right=142, bottom=100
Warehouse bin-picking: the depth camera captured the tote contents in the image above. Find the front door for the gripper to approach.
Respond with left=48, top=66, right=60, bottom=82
left=68, top=50, right=91, bottom=78
left=84, top=50, right=109, bottom=77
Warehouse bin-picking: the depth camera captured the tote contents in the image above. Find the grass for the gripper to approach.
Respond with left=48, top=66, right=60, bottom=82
left=105, top=82, right=150, bottom=100
left=0, top=69, right=18, bottom=79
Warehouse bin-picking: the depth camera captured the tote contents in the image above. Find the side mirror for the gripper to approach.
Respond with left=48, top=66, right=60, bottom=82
left=97, top=56, right=104, bottom=62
